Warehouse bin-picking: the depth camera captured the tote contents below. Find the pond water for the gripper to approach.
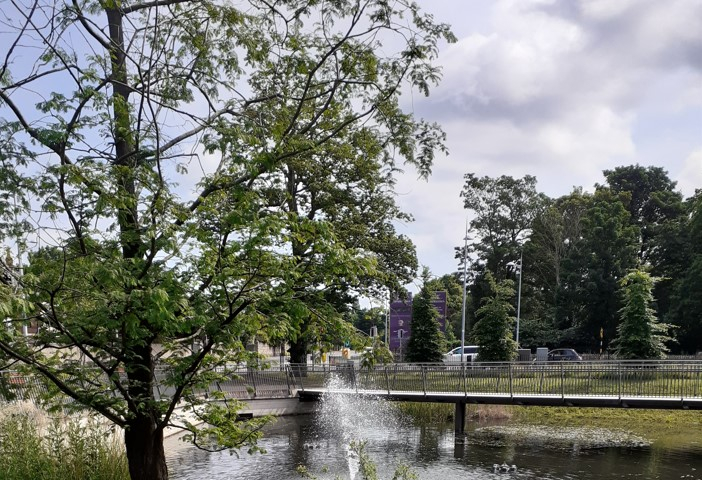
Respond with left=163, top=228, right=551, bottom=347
left=167, top=389, right=702, bottom=480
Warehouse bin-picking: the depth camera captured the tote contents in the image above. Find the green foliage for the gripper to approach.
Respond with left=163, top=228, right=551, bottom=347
left=576, top=189, right=640, bottom=350
left=0, top=0, right=454, bottom=477
left=179, top=400, right=271, bottom=454
left=426, top=274, right=465, bottom=342
left=404, top=270, right=445, bottom=363
left=0, top=408, right=129, bottom=480
left=461, top=174, right=548, bottom=277
left=297, top=441, right=417, bottom=480
left=664, top=194, right=702, bottom=353
left=603, top=165, right=684, bottom=262
left=471, top=272, right=517, bottom=361
left=613, top=270, right=672, bottom=359
left=450, top=166, right=700, bottom=355
left=360, top=340, right=394, bottom=370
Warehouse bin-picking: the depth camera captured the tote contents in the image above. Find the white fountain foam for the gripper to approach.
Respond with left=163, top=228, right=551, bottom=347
left=314, top=372, right=404, bottom=479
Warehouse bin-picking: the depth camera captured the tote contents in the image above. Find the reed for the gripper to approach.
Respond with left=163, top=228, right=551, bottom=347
left=0, top=403, right=129, bottom=480
left=394, top=402, right=513, bottom=424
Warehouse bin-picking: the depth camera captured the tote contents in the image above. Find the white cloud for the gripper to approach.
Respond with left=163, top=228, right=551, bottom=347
left=677, top=149, right=702, bottom=197
left=394, top=0, right=702, bottom=281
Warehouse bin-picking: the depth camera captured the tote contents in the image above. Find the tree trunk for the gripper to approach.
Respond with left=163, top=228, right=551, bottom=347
left=125, top=414, right=168, bottom=480
left=289, top=337, right=308, bottom=377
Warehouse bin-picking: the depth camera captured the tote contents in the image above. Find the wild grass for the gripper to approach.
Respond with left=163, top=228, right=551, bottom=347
left=0, top=402, right=129, bottom=480
left=394, top=402, right=512, bottom=424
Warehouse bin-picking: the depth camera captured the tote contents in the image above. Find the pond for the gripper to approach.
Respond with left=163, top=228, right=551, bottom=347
left=167, top=390, right=702, bottom=480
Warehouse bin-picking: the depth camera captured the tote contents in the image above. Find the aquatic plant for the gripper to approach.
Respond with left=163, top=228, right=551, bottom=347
left=296, top=441, right=417, bottom=480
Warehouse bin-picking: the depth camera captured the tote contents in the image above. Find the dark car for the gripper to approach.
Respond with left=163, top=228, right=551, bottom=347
left=547, top=348, right=582, bottom=361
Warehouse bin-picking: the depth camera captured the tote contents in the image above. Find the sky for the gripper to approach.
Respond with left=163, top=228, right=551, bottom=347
left=391, top=0, right=702, bottom=288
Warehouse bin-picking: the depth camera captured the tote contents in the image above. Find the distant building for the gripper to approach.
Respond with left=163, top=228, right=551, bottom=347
left=388, top=290, right=447, bottom=353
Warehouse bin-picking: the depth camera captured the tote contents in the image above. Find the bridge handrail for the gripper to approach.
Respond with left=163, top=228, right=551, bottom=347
left=4, top=360, right=702, bottom=406
left=287, top=360, right=702, bottom=401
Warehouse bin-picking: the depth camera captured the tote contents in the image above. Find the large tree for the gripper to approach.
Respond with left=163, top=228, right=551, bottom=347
left=460, top=174, right=547, bottom=277
left=573, top=189, right=639, bottom=351
left=602, top=165, right=684, bottom=263
left=666, top=193, right=702, bottom=353
left=0, top=1, right=454, bottom=479
left=602, top=165, right=686, bottom=331
left=264, top=125, right=421, bottom=365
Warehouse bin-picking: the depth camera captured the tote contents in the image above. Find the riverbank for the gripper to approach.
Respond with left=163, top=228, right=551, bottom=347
left=395, top=402, right=702, bottom=448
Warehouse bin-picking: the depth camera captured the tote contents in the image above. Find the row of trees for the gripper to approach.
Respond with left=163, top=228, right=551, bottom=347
left=456, top=165, right=700, bottom=356
left=352, top=165, right=698, bottom=363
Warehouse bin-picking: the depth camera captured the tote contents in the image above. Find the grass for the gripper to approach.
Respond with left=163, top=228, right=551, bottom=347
left=512, top=406, right=702, bottom=436
left=0, top=402, right=129, bottom=480
left=396, top=400, right=702, bottom=449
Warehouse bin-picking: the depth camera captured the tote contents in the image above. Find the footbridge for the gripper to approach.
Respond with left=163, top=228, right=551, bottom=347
left=291, top=361, right=702, bottom=433
left=4, top=361, right=702, bottom=433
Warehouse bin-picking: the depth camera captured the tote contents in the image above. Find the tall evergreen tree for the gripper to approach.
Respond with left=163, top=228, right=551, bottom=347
left=471, top=272, right=517, bottom=361
left=602, top=165, right=686, bottom=332
left=612, top=270, right=671, bottom=359
left=405, top=270, right=445, bottom=363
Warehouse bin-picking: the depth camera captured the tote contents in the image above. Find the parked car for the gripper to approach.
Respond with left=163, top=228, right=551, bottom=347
left=547, top=348, right=582, bottom=361
left=443, top=345, right=479, bottom=363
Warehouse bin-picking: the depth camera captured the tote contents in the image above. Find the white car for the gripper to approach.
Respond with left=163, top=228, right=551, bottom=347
left=443, top=345, right=479, bottom=363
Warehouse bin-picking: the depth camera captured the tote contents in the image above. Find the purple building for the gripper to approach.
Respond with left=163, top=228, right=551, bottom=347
left=389, top=291, right=447, bottom=352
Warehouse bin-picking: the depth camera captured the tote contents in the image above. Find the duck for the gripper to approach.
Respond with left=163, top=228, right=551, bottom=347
left=492, top=463, right=517, bottom=473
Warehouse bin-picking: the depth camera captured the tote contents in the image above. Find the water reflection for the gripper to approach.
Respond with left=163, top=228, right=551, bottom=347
left=167, top=385, right=702, bottom=480
left=167, top=413, right=702, bottom=480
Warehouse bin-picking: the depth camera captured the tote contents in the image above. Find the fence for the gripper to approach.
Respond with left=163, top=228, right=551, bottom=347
left=0, top=367, right=297, bottom=408
left=6, top=361, right=702, bottom=408
left=290, top=361, right=702, bottom=400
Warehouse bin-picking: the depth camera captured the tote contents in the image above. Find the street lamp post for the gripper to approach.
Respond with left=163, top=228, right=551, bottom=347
left=460, top=223, right=469, bottom=363
left=384, top=311, right=388, bottom=346
left=515, top=250, right=523, bottom=346
left=507, top=250, right=523, bottom=346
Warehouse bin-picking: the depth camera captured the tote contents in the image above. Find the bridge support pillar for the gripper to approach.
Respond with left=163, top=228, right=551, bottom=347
left=454, top=403, right=466, bottom=434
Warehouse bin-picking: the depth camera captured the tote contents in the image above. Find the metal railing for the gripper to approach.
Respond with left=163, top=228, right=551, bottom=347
left=289, top=361, right=702, bottom=400
left=0, top=367, right=297, bottom=407
left=5, top=361, right=702, bottom=408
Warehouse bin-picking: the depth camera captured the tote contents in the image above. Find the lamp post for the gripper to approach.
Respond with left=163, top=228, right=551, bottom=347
left=514, top=250, right=523, bottom=346
left=459, top=223, right=470, bottom=363
left=507, top=250, right=523, bottom=346
left=384, top=311, right=388, bottom=346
